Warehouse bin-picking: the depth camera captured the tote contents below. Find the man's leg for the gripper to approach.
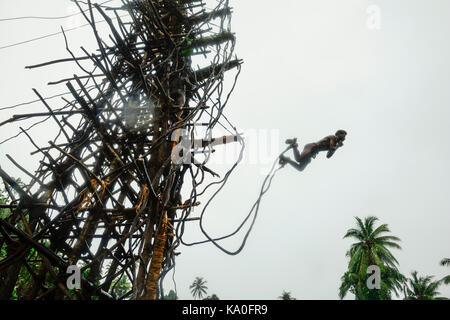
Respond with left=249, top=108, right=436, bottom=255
left=279, top=156, right=311, bottom=172
left=294, top=143, right=316, bottom=162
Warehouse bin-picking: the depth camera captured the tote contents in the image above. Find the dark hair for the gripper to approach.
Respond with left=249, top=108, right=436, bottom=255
left=335, top=129, right=347, bottom=136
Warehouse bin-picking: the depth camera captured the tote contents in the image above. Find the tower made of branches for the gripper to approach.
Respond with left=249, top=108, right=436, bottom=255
left=0, top=0, right=242, bottom=300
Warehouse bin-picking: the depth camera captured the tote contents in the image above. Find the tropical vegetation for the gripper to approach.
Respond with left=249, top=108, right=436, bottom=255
left=339, top=216, right=405, bottom=300
left=190, top=276, right=208, bottom=300
left=278, top=291, right=296, bottom=300
left=404, top=271, right=447, bottom=300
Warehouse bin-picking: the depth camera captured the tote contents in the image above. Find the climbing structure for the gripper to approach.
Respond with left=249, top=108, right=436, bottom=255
left=0, top=0, right=242, bottom=300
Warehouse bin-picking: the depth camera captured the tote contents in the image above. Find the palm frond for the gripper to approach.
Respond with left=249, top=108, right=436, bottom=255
left=440, top=258, right=450, bottom=267
left=344, top=229, right=363, bottom=240
left=371, top=223, right=390, bottom=237
left=441, top=275, right=450, bottom=285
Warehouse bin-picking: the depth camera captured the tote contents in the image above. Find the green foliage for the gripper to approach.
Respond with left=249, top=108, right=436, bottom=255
left=0, top=243, right=6, bottom=259
left=111, top=275, right=132, bottom=299
left=0, top=187, right=10, bottom=219
left=9, top=247, right=43, bottom=300
left=190, top=277, right=208, bottom=300
left=203, top=294, right=219, bottom=300
left=181, top=36, right=194, bottom=56
left=1, top=181, right=54, bottom=299
left=0, top=179, right=24, bottom=219
left=440, top=258, right=450, bottom=285
left=278, top=291, right=296, bottom=300
left=405, top=271, right=448, bottom=300
left=0, top=187, right=7, bottom=258
left=340, top=266, right=405, bottom=300
left=164, top=289, right=179, bottom=300
left=339, top=216, right=405, bottom=300
left=181, top=48, right=194, bottom=57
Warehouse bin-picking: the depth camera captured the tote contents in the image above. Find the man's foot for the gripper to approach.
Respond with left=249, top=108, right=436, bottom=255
left=285, top=138, right=298, bottom=148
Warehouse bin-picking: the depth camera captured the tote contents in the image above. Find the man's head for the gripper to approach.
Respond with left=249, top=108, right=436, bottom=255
left=335, top=129, right=347, bottom=141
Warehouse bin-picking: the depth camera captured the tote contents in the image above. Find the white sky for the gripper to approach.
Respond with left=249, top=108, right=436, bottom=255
left=1, top=0, right=450, bottom=300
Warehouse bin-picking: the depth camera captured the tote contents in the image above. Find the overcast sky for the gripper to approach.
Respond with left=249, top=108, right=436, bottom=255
left=1, top=0, right=450, bottom=300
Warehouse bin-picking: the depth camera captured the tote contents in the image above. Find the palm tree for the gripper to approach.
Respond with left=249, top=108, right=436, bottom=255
left=278, top=290, right=296, bottom=300
left=339, top=216, right=405, bottom=300
left=440, top=258, right=450, bottom=285
left=190, top=277, right=208, bottom=300
left=405, top=271, right=447, bottom=300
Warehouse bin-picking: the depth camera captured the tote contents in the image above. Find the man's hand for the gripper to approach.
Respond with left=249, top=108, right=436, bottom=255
left=326, top=149, right=336, bottom=159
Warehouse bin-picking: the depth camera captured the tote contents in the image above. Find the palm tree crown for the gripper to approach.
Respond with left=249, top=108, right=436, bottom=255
left=405, top=271, right=447, bottom=300
left=340, top=216, right=404, bottom=300
left=345, top=216, right=401, bottom=269
left=190, top=277, right=208, bottom=300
